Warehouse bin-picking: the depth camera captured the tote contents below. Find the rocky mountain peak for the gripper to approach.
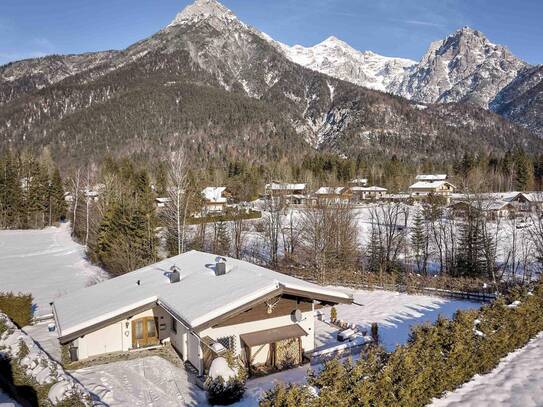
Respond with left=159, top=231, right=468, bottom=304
left=167, top=0, right=238, bottom=28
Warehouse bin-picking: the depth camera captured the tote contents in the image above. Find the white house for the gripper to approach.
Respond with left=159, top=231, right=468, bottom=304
left=265, top=182, right=307, bottom=205
left=314, top=187, right=352, bottom=204
left=52, top=251, right=352, bottom=376
left=409, top=175, right=455, bottom=200
left=202, top=187, right=229, bottom=214
left=350, top=186, right=388, bottom=201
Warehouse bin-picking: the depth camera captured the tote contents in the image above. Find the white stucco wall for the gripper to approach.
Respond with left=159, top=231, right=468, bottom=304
left=76, top=306, right=168, bottom=360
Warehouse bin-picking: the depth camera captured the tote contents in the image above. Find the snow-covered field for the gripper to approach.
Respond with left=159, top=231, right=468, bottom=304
left=0, top=223, right=108, bottom=317
left=432, top=332, right=543, bottom=407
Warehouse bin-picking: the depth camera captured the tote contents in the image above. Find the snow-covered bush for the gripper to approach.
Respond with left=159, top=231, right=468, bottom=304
left=206, top=356, right=246, bottom=405
left=0, top=313, right=91, bottom=406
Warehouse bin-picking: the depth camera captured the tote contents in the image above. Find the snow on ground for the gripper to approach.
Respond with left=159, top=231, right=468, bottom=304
left=319, top=288, right=480, bottom=351
left=72, top=356, right=207, bottom=407
left=0, top=223, right=108, bottom=317
left=431, top=332, right=543, bottom=407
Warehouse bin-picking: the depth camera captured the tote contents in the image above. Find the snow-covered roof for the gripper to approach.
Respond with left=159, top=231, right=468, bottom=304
left=315, top=187, right=346, bottom=195
left=409, top=180, right=454, bottom=190
left=349, top=178, right=368, bottom=184
left=155, top=197, right=171, bottom=204
left=202, top=187, right=227, bottom=203
left=53, top=251, right=352, bottom=341
left=415, top=174, right=447, bottom=181
left=266, top=182, right=306, bottom=191
left=350, top=186, right=387, bottom=192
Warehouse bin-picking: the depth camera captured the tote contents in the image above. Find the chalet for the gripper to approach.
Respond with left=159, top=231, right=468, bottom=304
left=449, top=200, right=516, bottom=220
left=52, top=251, right=352, bottom=377
left=155, top=197, right=171, bottom=209
left=350, top=186, right=388, bottom=202
left=348, top=179, right=368, bottom=187
left=202, top=187, right=229, bottom=214
left=314, top=187, right=352, bottom=204
left=265, top=182, right=307, bottom=205
left=409, top=175, right=455, bottom=200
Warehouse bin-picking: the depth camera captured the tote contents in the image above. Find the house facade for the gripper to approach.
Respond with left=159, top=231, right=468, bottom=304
left=265, top=182, right=307, bottom=205
left=314, top=187, right=352, bottom=204
left=202, top=187, right=229, bottom=214
left=52, top=251, right=351, bottom=376
left=409, top=175, right=455, bottom=200
left=350, top=186, right=388, bottom=202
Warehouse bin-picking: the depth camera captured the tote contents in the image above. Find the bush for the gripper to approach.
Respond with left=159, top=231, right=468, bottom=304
left=0, top=293, right=33, bottom=327
left=206, top=376, right=246, bottom=405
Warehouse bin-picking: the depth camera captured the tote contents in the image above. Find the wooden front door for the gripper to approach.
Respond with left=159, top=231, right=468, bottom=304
left=132, top=317, right=159, bottom=348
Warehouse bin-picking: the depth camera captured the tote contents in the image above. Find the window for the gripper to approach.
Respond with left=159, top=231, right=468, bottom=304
left=171, top=317, right=177, bottom=334
left=217, top=336, right=236, bottom=353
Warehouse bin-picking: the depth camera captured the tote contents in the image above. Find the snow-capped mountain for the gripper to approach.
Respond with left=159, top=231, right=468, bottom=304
left=394, top=27, right=528, bottom=108
left=276, top=36, right=416, bottom=92
left=0, top=0, right=541, bottom=165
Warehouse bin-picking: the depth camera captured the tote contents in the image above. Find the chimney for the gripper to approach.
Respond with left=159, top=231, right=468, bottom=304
left=215, top=257, right=227, bottom=276
left=169, top=265, right=181, bottom=283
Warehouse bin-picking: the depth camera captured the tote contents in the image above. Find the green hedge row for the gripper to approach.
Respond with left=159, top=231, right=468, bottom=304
left=260, top=284, right=543, bottom=407
left=0, top=293, right=33, bottom=328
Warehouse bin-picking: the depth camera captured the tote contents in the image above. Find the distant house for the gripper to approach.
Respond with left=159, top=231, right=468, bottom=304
left=265, top=182, right=307, bottom=205
left=350, top=186, right=388, bottom=201
left=202, top=187, right=229, bottom=214
left=314, top=187, right=352, bottom=204
left=449, top=200, right=516, bottom=220
left=52, top=251, right=352, bottom=377
left=409, top=175, right=455, bottom=200
left=155, top=197, right=171, bottom=209
left=348, top=178, right=368, bottom=187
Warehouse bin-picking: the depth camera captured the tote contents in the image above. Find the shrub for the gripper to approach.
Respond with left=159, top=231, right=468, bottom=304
left=0, top=293, right=33, bottom=327
left=206, top=376, right=246, bottom=405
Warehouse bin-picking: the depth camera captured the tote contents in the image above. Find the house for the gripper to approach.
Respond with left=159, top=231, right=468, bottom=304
left=314, top=187, right=352, bottom=204
left=350, top=186, right=388, bottom=202
left=155, top=197, right=171, bottom=210
left=52, top=251, right=352, bottom=377
left=265, top=182, right=307, bottom=205
left=202, top=187, right=229, bottom=214
left=409, top=175, right=455, bottom=200
left=449, top=200, right=516, bottom=220
left=348, top=178, right=368, bottom=187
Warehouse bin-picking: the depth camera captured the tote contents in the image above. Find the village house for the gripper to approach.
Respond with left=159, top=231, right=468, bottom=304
left=202, top=187, right=230, bottom=214
left=265, top=182, right=307, bottom=205
left=51, top=251, right=352, bottom=377
left=155, top=197, right=171, bottom=210
left=409, top=174, right=455, bottom=201
left=313, top=187, right=352, bottom=204
left=350, top=186, right=388, bottom=202
left=348, top=178, right=368, bottom=187
left=449, top=200, right=517, bottom=220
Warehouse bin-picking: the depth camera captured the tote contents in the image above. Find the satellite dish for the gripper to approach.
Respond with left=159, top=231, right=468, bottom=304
left=291, top=309, right=303, bottom=323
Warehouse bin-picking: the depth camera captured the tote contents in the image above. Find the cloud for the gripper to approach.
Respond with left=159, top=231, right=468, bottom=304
left=399, top=19, right=444, bottom=28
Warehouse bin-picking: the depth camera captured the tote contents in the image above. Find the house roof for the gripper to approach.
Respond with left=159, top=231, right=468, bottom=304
left=202, top=187, right=227, bottom=203
left=315, top=187, right=346, bottom=195
left=415, top=174, right=447, bottom=181
left=350, top=186, right=387, bottom=192
left=52, top=251, right=352, bottom=342
left=266, top=182, right=306, bottom=191
left=409, top=180, right=455, bottom=190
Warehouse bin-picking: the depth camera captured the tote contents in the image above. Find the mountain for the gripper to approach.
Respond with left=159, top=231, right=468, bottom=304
left=276, top=36, right=416, bottom=92
left=0, top=0, right=540, bottom=168
left=394, top=27, right=528, bottom=108
left=491, top=65, right=543, bottom=137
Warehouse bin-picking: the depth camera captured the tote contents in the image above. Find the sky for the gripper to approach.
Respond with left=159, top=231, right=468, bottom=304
left=1, top=0, right=542, bottom=66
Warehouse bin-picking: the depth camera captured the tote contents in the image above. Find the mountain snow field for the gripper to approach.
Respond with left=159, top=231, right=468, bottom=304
left=0, top=223, right=108, bottom=317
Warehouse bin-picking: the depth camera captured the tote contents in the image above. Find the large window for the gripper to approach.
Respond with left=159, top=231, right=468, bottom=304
left=171, top=317, right=177, bottom=334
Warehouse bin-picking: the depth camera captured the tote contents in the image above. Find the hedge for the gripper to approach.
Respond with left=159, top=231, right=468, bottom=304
left=0, top=292, right=33, bottom=327
left=260, top=284, right=543, bottom=407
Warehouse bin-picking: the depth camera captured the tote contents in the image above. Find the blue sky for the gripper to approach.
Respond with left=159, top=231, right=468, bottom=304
left=1, top=0, right=542, bottom=66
